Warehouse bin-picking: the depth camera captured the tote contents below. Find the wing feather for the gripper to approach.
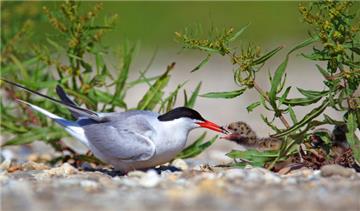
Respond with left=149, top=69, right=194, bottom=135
left=83, top=116, right=156, bottom=161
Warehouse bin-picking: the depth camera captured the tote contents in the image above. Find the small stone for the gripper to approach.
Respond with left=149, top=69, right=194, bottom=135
left=245, top=171, right=263, bottom=182
left=171, top=159, right=188, bottom=171
left=38, top=163, right=78, bottom=179
left=320, top=164, right=355, bottom=178
left=0, top=160, right=12, bottom=172
left=0, top=172, right=9, bottom=183
left=283, top=177, right=297, bottom=185
left=224, top=169, right=246, bottom=180
left=127, top=170, right=146, bottom=178
left=27, top=154, right=40, bottom=162
left=138, top=170, right=160, bottom=188
left=80, top=180, right=100, bottom=192
left=263, top=172, right=281, bottom=184
left=22, top=161, right=49, bottom=171
left=52, top=163, right=77, bottom=175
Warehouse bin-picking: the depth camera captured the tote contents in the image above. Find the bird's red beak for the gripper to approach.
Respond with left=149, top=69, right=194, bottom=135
left=197, top=120, right=229, bottom=134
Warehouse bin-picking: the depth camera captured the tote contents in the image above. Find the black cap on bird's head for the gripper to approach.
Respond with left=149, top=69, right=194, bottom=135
left=158, top=107, right=228, bottom=134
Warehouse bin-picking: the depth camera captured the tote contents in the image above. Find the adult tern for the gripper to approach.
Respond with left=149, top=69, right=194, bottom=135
left=2, top=80, right=228, bottom=172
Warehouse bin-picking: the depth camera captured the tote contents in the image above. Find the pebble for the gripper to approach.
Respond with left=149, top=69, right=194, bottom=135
left=127, top=170, right=147, bottom=178
left=283, top=177, right=297, bottom=185
left=138, top=170, right=161, bottom=188
left=80, top=180, right=100, bottom=192
left=224, top=168, right=246, bottom=180
left=171, top=159, right=188, bottom=170
left=263, top=172, right=282, bottom=184
left=246, top=170, right=263, bottom=182
left=21, top=161, right=49, bottom=171
left=35, top=163, right=77, bottom=180
left=320, top=164, right=356, bottom=178
left=0, top=172, right=9, bottom=183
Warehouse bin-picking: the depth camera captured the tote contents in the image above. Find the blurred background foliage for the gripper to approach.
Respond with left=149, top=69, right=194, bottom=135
left=2, top=1, right=314, bottom=50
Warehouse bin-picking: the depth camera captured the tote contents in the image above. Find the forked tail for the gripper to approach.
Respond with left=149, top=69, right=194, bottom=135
left=17, top=100, right=89, bottom=147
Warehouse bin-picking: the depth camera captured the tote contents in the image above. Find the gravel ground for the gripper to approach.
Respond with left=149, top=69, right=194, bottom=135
left=1, top=160, right=360, bottom=211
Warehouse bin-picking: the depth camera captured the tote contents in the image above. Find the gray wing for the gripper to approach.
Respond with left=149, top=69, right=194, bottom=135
left=83, top=115, right=156, bottom=161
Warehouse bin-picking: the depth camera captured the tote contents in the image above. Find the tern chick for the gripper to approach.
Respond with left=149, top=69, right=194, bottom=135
left=222, top=121, right=282, bottom=151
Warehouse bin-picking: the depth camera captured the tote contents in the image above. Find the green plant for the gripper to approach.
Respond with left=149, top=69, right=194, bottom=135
left=1, top=1, right=213, bottom=164
left=176, top=1, right=359, bottom=169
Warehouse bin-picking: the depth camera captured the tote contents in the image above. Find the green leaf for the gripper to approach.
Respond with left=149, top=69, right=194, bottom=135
left=346, top=112, right=360, bottom=163
left=46, top=38, right=65, bottom=52
left=252, top=46, right=283, bottom=65
left=288, top=36, right=319, bottom=55
left=191, top=54, right=211, bottom=72
left=9, top=55, right=29, bottom=81
left=301, top=52, right=330, bottom=61
left=177, top=133, right=218, bottom=159
left=274, top=100, right=330, bottom=137
left=279, top=86, right=291, bottom=105
left=296, top=87, right=329, bottom=98
left=2, top=128, right=64, bottom=147
left=269, top=57, right=288, bottom=109
left=200, top=88, right=246, bottom=99
left=63, top=88, right=97, bottom=109
left=246, top=101, right=261, bottom=112
left=80, top=60, right=92, bottom=73
left=137, top=64, right=173, bottom=110
left=228, top=23, right=250, bottom=42
left=323, top=114, right=343, bottom=125
left=111, top=43, right=136, bottom=105
left=350, top=47, right=360, bottom=55
left=226, top=149, right=278, bottom=167
left=90, top=89, right=127, bottom=108
left=126, top=75, right=160, bottom=89
left=194, top=45, right=220, bottom=53
left=316, top=64, right=330, bottom=78
left=261, top=114, right=280, bottom=132
left=185, top=82, right=202, bottom=108
left=160, top=82, right=186, bottom=112
left=282, top=96, right=322, bottom=106
left=288, top=105, right=298, bottom=124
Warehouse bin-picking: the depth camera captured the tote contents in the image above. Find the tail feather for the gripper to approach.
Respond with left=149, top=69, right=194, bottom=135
left=55, top=85, right=81, bottom=119
left=1, top=79, right=103, bottom=122
left=17, top=100, right=89, bottom=147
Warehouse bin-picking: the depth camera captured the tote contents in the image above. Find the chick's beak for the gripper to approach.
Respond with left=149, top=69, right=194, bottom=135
left=197, top=120, right=229, bottom=134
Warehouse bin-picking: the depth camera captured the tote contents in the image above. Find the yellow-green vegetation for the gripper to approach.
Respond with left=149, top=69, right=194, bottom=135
left=177, top=1, right=360, bottom=168
left=1, top=1, right=213, bottom=163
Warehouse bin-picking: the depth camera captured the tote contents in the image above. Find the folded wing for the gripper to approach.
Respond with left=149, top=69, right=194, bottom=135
left=82, top=115, right=156, bottom=161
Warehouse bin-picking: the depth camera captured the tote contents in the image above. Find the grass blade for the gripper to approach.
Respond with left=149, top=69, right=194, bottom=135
left=274, top=100, right=329, bottom=137
left=185, top=82, right=202, bottom=108
left=191, top=54, right=211, bottom=72
left=246, top=101, right=261, bottom=112
left=200, top=88, right=246, bottom=99
left=137, top=63, right=174, bottom=110
left=253, top=46, right=283, bottom=65
left=288, top=36, right=319, bottom=55
left=346, top=112, right=360, bottom=163
left=269, top=57, right=288, bottom=109
left=177, top=133, right=218, bottom=159
left=228, top=23, right=250, bottom=42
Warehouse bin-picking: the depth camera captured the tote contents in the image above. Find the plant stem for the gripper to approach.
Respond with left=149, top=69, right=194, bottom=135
left=228, top=52, right=291, bottom=129
left=253, top=81, right=290, bottom=128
